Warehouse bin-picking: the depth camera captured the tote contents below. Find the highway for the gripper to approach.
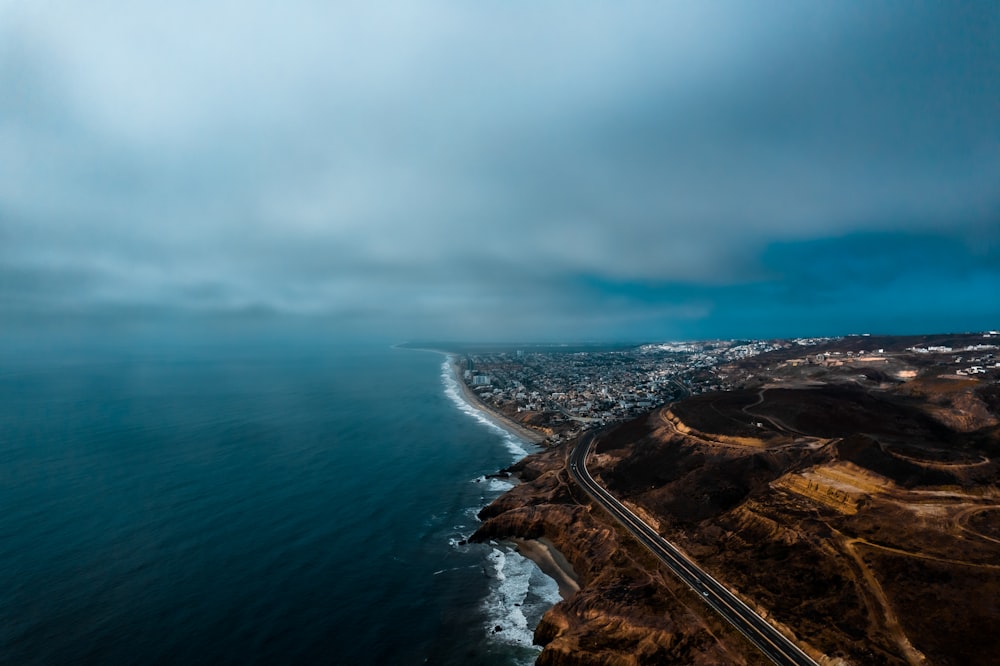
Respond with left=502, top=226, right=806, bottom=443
left=569, top=431, right=820, bottom=666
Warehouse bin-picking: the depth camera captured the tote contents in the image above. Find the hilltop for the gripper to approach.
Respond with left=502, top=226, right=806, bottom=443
left=471, top=332, right=1000, bottom=665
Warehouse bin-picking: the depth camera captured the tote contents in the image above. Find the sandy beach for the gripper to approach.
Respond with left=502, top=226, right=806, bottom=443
left=438, top=354, right=582, bottom=601
left=431, top=348, right=582, bottom=636
left=398, top=345, right=544, bottom=443
left=512, top=537, right=580, bottom=600
left=447, top=360, right=547, bottom=444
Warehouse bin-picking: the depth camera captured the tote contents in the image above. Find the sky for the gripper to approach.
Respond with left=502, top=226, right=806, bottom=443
left=2, top=1, right=998, bottom=343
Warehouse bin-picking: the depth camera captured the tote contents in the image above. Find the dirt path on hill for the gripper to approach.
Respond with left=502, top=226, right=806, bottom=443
left=742, top=389, right=810, bottom=437
left=955, top=506, right=1000, bottom=546
left=848, top=535, right=1000, bottom=569
left=831, top=531, right=928, bottom=665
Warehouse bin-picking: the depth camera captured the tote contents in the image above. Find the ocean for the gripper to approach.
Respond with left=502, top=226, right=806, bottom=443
left=0, top=341, right=559, bottom=665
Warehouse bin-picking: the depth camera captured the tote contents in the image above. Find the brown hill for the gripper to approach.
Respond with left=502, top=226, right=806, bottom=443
left=474, top=337, right=1000, bottom=665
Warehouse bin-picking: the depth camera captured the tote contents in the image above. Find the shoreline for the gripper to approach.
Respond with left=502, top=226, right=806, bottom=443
left=409, top=345, right=578, bottom=644
left=396, top=344, right=546, bottom=444
left=511, top=537, right=580, bottom=600
left=446, top=358, right=548, bottom=445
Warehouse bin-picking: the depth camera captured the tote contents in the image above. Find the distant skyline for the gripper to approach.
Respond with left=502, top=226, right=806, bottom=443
left=2, top=2, right=998, bottom=343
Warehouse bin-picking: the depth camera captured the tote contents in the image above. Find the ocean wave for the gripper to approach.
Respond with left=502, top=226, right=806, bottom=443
left=472, top=474, right=515, bottom=493
left=482, top=548, right=534, bottom=646
left=440, top=359, right=530, bottom=462
left=447, top=532, right=471, bottom=549
left=442, top=357, right=561, bottom=660
left=488, top=477, right=514, bottom=493
left=481, top=546, right=562, bottom=652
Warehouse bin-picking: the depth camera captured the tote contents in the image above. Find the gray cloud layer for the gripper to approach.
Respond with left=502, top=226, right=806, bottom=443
left=2, top=1, right=998, bottom=340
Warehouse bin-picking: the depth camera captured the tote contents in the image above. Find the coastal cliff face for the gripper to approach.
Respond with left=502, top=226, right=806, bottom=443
left=472, top=444, right=767, bottom=666
left=474, top=377, right=1000, bottom=666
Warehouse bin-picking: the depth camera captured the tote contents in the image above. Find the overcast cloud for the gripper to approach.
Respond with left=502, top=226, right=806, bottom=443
left=2, top=1, right=998, bottom=341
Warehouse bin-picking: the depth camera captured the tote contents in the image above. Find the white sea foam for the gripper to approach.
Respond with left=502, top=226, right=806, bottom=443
left=471, top=475, right=515, bottom=493
left=481, top=545, right=563, bottom=654
left=433, top=564, right=479, bottom=576
left=441, top=356, right=560, bottom=658
left=441, top=358, right=531, bottom=463
left=487, top=477, right=514, bottom=493
left=482, top=547, right=534, bottom=646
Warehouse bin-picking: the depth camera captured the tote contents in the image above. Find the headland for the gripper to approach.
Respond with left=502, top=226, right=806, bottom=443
left=462, top=332, right=1000, bottom=665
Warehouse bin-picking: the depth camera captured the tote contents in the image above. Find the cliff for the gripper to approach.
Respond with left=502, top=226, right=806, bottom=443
left=472, top=442, right=768, bottom=666
left=473, top=375, right=1000, bottom=665
left=589, top=387, right=1000, bottom=665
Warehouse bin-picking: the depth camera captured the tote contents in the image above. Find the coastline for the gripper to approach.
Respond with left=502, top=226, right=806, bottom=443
left=415, top=343, right=582, bottom=653
left=433, top=352, right=579, bottom=600
left=446, top=358, right=548, bottom=445
left=399, top=343, right=546, bottom=444
left=511, top=537, right=580, bottom=600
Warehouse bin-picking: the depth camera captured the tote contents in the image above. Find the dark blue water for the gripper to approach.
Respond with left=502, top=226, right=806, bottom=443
left=0, top=343, right=557, bottom=665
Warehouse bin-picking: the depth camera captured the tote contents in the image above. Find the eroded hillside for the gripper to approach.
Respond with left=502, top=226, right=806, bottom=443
left=593, top=367, right=1000, bottom=664
left=475, top=336, right=1000, bottom=665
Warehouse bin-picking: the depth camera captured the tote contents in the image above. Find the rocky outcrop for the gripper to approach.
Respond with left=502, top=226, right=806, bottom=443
left=472, top=444, right=762, bottom=666
left=474, top=366, right=1000, bottom=666
left=593, top=397, right=1000, bottom=665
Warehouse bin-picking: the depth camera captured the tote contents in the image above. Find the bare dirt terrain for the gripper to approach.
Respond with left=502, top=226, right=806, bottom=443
left=475, top=334, right=1000, bottom=665
left=593, top=348, right=1000, bottom=665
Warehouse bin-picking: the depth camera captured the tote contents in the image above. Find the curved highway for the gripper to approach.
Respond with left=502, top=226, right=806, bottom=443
left=569, top=431, right=820, bottom=666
